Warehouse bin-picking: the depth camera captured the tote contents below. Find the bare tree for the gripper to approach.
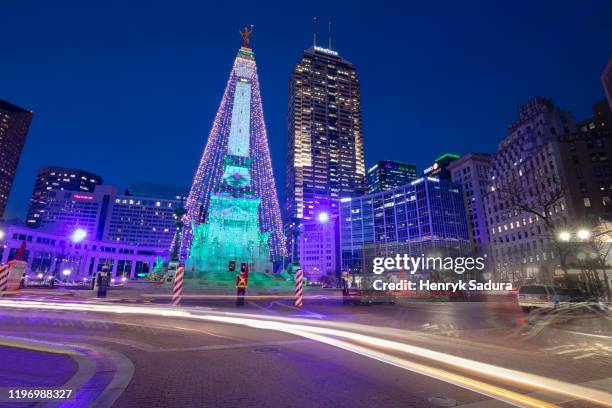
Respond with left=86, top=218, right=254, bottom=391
left=490, top=169, right=569, bottom=283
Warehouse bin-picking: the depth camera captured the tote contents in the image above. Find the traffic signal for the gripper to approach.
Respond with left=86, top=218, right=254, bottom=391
left=228, top=260, right=236, bottom=271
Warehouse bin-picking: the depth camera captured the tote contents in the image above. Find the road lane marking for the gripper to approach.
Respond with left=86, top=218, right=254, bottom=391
left=542, top=344, right=575, bottom=351
left=573, top=353, right=598, bottom=360
left=568, top=331, right=612, bottom=340
left=556, top=347, right=596, bottom=355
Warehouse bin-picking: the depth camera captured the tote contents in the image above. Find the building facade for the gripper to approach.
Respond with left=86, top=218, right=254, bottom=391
left=297, top=214, right=338, bottom=282
left=422, top=153, right=460, bottom=181
left=0, top=100, right=33, bottom=219
left=285, top=45, right=366, bottom=225
left=485, top=97, right=576, bottom=283
left=106, top=194, right=180, bottom=247
left=448, top=153, right=492, bottom=249
left=0, top=224, right=164, bottom=279
left=555, top=128, right=612, bottom=223
left=40, top=185, right=116, bottom=240
left=36, top=184, right=182, bottom=249
left=26, top=167, right=103, bottom=227
left=339, top=177, right=471, bottom=274
left=367, top=160, right=417, bottom=194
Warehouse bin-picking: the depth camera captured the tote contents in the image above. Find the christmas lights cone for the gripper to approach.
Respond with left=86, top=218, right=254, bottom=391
left=294, top=268, right=303, bottom=307
left=0, top=264, right=9, bottom=292
left=172, top=266, right=185, bottom=306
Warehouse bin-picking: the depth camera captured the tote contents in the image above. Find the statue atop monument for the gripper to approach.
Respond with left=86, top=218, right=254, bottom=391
left=240, top=25, right=253, bottom=48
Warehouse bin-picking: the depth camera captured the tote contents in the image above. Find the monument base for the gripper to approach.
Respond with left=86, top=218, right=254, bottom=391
left=182, top=270, right=294, bottom=292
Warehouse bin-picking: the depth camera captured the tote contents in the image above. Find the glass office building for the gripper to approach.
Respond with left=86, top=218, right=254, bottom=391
left=367, top=160, right=417, bottom=194
left=339, top=177, right=471, bottom=274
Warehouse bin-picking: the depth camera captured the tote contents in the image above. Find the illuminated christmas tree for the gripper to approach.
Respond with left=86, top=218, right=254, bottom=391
left=182, top=27, right=287, bottom=272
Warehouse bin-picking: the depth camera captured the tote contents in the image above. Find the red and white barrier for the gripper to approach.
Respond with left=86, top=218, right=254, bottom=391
left=172, top=266, right=185, bottom=306
left=0, top=260, right=25, bottom=293
left=0, top=263, right=9, bottom=292
left=294, top=268, right=303, bottom=307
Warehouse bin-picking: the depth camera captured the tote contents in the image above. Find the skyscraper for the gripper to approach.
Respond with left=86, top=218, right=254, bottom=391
left=285, top=43, right=366, bottom=224
left=26, top=167, right=103, bottom=227
left=0, top=100, right=33, bottom=219
left=182, top=28, right=286, bottom=266
left=367, top=160, right=417, bottom=194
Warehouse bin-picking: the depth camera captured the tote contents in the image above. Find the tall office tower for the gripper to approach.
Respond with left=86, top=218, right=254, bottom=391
left=448, top=153, right=492, bottom=250
left=485, top=97, right=576, bottom=283
left=0, top=100, right=33, bottom=219
left=285, top=43, right=366, bottom=225
left=182, top=29, right=287, bottom=267
left=602, top=56, right=612, bottom=111
left=367, top=160, right=417, bottom=194
left=26, top=167, right=103, bottom=227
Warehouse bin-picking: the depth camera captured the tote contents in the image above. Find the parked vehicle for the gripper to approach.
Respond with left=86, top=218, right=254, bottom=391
left=517, top=284, right=567, bottom=312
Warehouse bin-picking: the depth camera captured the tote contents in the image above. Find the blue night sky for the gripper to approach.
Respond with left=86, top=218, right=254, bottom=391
left=2, top=0, right=611, bottom=220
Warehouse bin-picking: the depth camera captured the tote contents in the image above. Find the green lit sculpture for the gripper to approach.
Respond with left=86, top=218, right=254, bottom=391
left=186, top=157, right=273, bottom=275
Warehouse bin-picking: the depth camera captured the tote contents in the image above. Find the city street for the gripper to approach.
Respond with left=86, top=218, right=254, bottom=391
left=0, top=290, right=610, bottom=407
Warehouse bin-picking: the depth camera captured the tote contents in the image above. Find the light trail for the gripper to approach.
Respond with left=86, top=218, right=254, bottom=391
left=1, top=300, right=611, bottom=407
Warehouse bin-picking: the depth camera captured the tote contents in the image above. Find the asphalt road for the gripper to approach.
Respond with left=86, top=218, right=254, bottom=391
left=0, top=291, right=610, bottom=407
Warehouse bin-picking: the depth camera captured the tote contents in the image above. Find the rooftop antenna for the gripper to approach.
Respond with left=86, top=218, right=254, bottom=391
left=313, top=17, right=318, bottom=47
left=328, top=20, right=333, bottom=50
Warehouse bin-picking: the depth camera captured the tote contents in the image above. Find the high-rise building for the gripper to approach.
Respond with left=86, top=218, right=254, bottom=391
left=367, top=160, right=417, bottom=194
left=422, top=153, right=460, bottom=181
left=0, top=100, right=33, bottom=219
left=448, top=153, right=492, bottom=249
left=485, top=97, right=576, bottom=282
left=285, top=44, right=366, bottom=225
left=182, top=30, right=287, bottom=267
left=26, top=167, right=103, bottom=227
left=125, top=182, right=188, bottom=201
left=602, top=56, right=612, bottom=111
left=339, top=177, right=471, bottom=274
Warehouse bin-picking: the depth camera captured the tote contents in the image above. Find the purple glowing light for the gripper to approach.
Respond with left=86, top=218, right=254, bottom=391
left=71, top=228, right=87, bottom=243
left=317, top=212, right=330, bottom=223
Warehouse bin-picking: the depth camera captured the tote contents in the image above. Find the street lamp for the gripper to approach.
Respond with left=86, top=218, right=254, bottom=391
left=577, top=229, right=591, bottom=240
left=70, top=228, right=87, bottom=243
left=0, top=230, right=5, bottom=240
left=317, top=211, right=330, bottom=223
left=62, top=269, right=71, bottom=277
left=558, top=231, right=571, bottom=242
